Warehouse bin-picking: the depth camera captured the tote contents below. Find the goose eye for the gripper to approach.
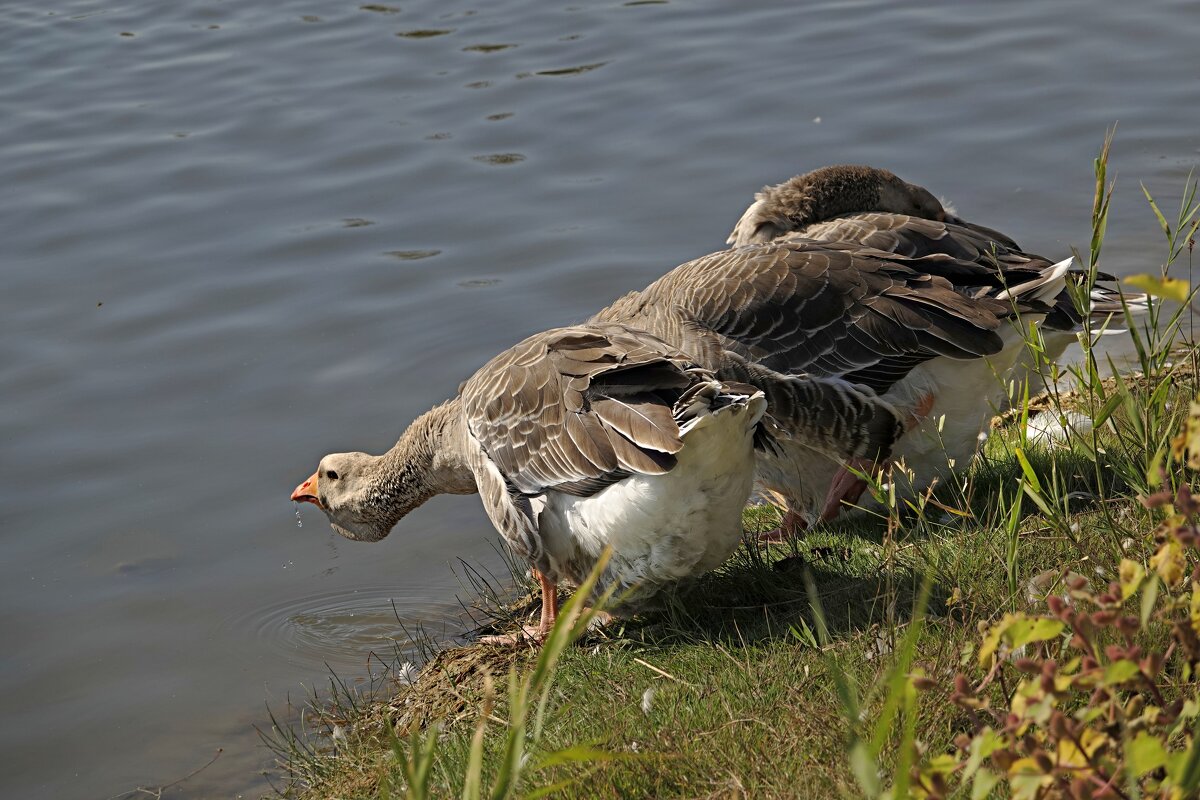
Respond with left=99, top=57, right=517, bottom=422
left=325, top=470, right=339, bottom=480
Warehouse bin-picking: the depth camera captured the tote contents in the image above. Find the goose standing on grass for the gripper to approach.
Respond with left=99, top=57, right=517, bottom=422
left=710, top=165, right=1145, bottom=537
left=592, top=239, right=1078, bottom=539
left=290, top=323, right=901, bottom=643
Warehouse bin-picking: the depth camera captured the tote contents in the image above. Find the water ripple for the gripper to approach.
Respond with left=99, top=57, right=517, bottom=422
left=218, top=587, right=465, bottom=671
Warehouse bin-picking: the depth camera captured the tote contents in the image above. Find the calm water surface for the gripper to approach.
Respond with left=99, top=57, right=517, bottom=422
left=2, top=1, right=1197, bottom=797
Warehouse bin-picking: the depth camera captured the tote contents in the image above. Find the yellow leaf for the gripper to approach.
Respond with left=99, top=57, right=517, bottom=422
left=977, top=615, right=1008, bottom=666
left=1191, top=584, right=1200, bottom=634
left=1011, top=686, right=1030, bottom=719
left=1152, top=537, right=1186, bottom=585
left=1008, top=756, right=1048, bottom=776
left=1125, top=273, right=1191, bottom=303
left=1008, top=759, right=1053, bottom=800
left=1171, top=397, right=1200, bottom=470
left=1057, top=727, right=1109, bottom=768
left=1120, top=559, right=1146, bottom=601
left=977, top=613, right=1064, bottom=666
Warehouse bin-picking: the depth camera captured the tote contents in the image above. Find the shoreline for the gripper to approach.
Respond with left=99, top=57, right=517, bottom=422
left=264, top=349, right=1200, bottom=797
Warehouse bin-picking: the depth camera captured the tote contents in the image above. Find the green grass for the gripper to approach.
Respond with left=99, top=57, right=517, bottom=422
left=262, top=140, right=1200, bottom=800
left=265, top=401, right=1190, bottom=799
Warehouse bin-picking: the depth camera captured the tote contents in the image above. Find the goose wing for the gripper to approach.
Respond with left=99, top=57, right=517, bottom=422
left=604, top=240, right=1021, bottom=394
left=459, top=324, right=699, bottom=499
left=797, top=213, right=1025, bottom=264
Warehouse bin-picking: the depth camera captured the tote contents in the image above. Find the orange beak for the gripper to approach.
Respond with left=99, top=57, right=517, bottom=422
left=291, top=471, right=323, bottom=509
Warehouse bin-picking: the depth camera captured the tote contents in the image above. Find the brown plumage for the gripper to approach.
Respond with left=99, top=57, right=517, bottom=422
left=594, top=235, right=1077, bottom=531
left=459, top=326, right=691, bottom=498
left=727, top=165, right=950, bottom=247
left=293, top=323, right=772, bottom=641
left=707, top=164, right=1145, bottom=531
left=594, top=238, right=1047, bottom=403
left=726, top=164, right=1144, bottom=333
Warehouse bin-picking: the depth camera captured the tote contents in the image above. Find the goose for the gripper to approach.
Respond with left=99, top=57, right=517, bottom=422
left=728, top=164, right=1144, bottom=387
left=715, top=166, right=1145, bottom=536
left=727, top=164, right=956, bottom=247
left=592, top=238, right=1078, bottom=538
left=290, top=323, right=902, bottom=642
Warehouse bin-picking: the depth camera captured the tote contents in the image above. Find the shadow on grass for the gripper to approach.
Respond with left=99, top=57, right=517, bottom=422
left=618, top=543, right=941, bottom=651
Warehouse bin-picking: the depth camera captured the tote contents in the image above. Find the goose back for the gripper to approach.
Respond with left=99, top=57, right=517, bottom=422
left=594, top=240, right=1044, bottom=395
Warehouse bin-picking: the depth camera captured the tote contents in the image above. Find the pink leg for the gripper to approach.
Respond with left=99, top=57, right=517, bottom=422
left=759, top=508, right=809, bottom=542
left=481, top=568, right=559, bottom=646
left=819, top=393, right=937, bottom=523
left=820, top=458, right=874, bottom=522
left=907, top=393, right=937, bottom=429
left=535, top=569, right=558, bottom=637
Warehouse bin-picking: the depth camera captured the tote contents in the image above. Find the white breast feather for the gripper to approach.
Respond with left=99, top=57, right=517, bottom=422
left=537, top=394, right=764, bottom=604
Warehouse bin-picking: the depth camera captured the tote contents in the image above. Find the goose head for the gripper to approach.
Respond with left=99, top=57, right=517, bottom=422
left=290, top=400, right=474, bottom=542
left=728, top=165, right=950, bottom=246
left=291, top=451, right=408, bottom=542
left=874, top=170, right=947, bottom=222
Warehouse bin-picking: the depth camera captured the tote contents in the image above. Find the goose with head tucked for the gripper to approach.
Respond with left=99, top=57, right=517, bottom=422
left=592, top=236, right=1084, bottom=539
left=728, top=164, right=1145, bottom=373
left=294, top=323, right=880, bottom=642
left=712, top=166, right=1144, bottom=537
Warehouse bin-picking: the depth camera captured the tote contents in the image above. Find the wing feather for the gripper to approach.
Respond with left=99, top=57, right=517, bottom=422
left=596, top=240, right=1018, bottom=393
left=460, top=324, right=694, bottom=497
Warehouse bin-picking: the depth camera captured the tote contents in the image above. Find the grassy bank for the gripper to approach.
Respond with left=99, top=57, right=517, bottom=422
left=264, top=149, right=1200, bottom=799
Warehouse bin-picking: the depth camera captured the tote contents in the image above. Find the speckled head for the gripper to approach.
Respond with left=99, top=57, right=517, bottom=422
left=290, top=451, right=409, bottom=542
left=289, top=400, right=474, bottom=542
left=727, top=164, right=948, bottom=246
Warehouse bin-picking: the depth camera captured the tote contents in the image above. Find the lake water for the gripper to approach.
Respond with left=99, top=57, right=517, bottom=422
left=2, top=0, right=1197, bottom=797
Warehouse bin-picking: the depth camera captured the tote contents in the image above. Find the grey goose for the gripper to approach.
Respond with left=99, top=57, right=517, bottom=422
left=592, top=238, right=1079, bottom=538
left=718, top=164, right=1145, bottom=535
left=726, top=164, right=1139, bottom=340
left=291, top=323, right=908, bottom=642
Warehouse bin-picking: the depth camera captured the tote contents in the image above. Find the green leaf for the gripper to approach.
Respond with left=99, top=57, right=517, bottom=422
left=1124, top=273, right=1190, bottom=303
left=1127, top=731, right=1168, bottom=777
left=964, top=728, right=1003, bottom=780
left=1142, top=182, right=1173, bottom=237
left=850, top=739, right=881, bottom=797
left=971, top=767, right=1001, bottom=800
left=1014, top=448, right=1043, bottom=493
left=1103, top=659, right=1141, bottom=686
left=1177, top=712, right=1200, bottom=791
left=461, top=722, right=485, bottom=800
left=1141, top=576, right=1160, bottom=627
left=522, top=779, right=576, bottom=800
left=531, top=744, right=625, bottom=771
left=789, top=620, right=819, bottom=649
left=1093, top=390, right=1125, bottom=428
left=1019, top=479, right=1056, bottom=521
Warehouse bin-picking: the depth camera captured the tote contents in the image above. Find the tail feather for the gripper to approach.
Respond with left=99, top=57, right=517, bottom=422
left=675, top=378, right=767, bottom=435
left=1044, top=279, right=1151, bottom=333
left=994, top=257, right=1073, bottom=303
left=1089, top=284, right=1149, bottom=319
